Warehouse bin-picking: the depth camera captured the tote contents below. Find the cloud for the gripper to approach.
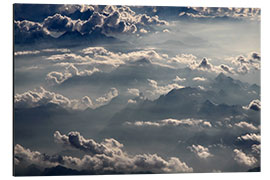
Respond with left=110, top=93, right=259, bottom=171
left=14, top=87, right=93, bottom=110
left=173, top=76, right=186, bottom=82
left=51, top=131, right=193, bottom=173
left=192, top=77, right=207, bottom=82
left=188, top=145, right=213, bottom=159
left=139, top=28, right=148, bottom=34
left=127, top=99, right=137, bottom=104
left=14, top=50, right=41, bottom=56
left=178, top=7, right=260, bottom=21
left=78, top=12, right=105, bottom=34
left=243, top=99, right=261, bottom=111
left=127, top=88, right=140, bottom=96
left=95, top=88, right=118, bottom=105
left=14, top=86, right=118, bottom=110
left=43, top=13, right=74, bottom=33
left=14, top=20, right=44, bottom=43
left=233, top=149, right=257, bottom=167
left=15, top=5, right=169, bottom=43
left=234, top=122, right=258, bottom=131
left=14, top=144, right=59, bottom=168
left=227, top=52, right=261, bottom=74
left=46, top=64, right=99, bottom=84
left=15, top=48, right=71, bottom=56
left=125, top=118, right=212, bottom=128
left=219, top=64, right=235, bottom=74
left=168, top=54, right=197, bottom=65
left=147, top=79, right=184, bottom=96
left=251, top=144, right=260, bottom=154
left=237, top=133, right=261, bottom=143
left=139, top=14, right=168, bottom=26
left=54, top=131, right=123, bottom=156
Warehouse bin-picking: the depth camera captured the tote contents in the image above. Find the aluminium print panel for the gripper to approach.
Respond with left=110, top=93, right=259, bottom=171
left=13, top=4, right=260, bottom=176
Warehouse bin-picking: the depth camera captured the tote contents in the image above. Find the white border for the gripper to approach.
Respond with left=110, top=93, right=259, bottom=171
left=1, top=0, right=269, bottom=180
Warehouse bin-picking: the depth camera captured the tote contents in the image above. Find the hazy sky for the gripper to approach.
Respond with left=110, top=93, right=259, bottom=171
left=13, top=4, right=260, bottom=175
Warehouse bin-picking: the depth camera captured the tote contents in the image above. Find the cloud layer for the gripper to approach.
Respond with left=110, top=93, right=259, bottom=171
left=14, top=86, right=118, bottom=110
left=14, top=131, right=193, bottom=174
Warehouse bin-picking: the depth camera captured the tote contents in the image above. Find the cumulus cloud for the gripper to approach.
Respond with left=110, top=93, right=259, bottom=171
left=179, top=7, right=260, bottom=21
left=14, top=20, right=44, bottom=43
left=147, top=79, right=184, bottom=96
left=79, top=47, right=165, bottom=69
left=219, top=64, right=235, bottom=74
left=14, top=87, right=93, bottom=110
left=188, top=145, right=213, bottom=159
left=168, top=54, right=197, bottom=65
left=227, top=52, right=261, bottom=74
left=127, top=88, right=140, bottom=96
left=15, top=5, right=169, bottom=43
left=235, top=122, right=258, bottom=131
left=237, top=133, right=261, bottom=142
left=43, top=13, right=74, bottom=33
left=14, top=86, right=118, bottom=110
left=14, top=144, right=59, bottom=168
left=233, top=149, right=257, bottom=167
left=46, top=64, right=99, bottom=84
left=50, top=131, right=193, bottom=173
left=125, top=118, right=212, bottom=128
left=243, top=99, right=261, bottom=111
left=170, top=55, right=227, bottom=74
left=95, top=88, right=118, bottom=105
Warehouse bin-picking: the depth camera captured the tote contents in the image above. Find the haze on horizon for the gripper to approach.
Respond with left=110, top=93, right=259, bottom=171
left=13, top=4, right=261, bottom=176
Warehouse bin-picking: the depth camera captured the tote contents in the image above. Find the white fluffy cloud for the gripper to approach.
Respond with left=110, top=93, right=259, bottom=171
left=179, top=7, right=260, bottom=21
left=46, top=64, right=99, bottom=84
left=18, top=130, right=193, bottom=174
left=14, top=87, right=93, bottom=110
left=237, top=133, right=261, bottom=142
left=226, top=52, right=261, bottom=74
left=127, top=88, right=140, bottom=96
left=234, top=122, right=258, bottom=131
left=95, top=88, right=118, bottom=105
left=147, top=79, right=184, bottom=96
left=15, top=87, right=118, bottom=110
left=233, top=149, right=257, bottom=167
left=188, top=145, right=213, bottom=159
left=125, top=118, right=212, bottom=128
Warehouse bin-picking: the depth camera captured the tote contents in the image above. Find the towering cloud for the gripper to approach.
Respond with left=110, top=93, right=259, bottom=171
left=15, top=131, right=195, bottom=174
left=233, top=149, right=257, bottom=167
left=43, top=14, right=74, bottom=33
